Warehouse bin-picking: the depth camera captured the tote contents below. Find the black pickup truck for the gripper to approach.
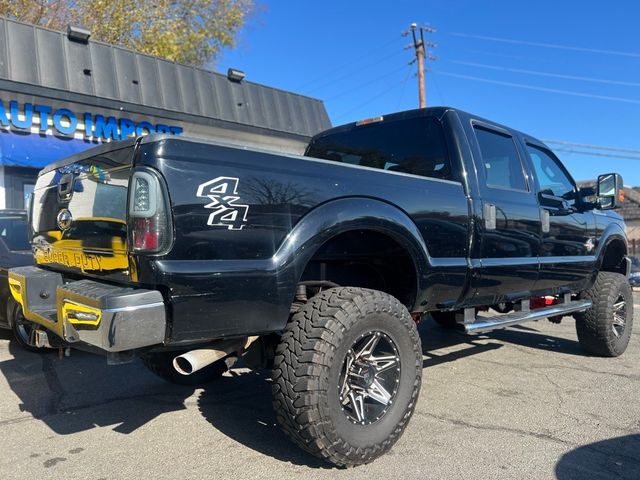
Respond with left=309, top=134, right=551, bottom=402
left=9, top=107, right=633, bottom=466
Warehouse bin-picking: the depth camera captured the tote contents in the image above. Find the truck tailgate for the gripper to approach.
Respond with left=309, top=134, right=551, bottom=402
left=31, top=145, right=134, bottom=282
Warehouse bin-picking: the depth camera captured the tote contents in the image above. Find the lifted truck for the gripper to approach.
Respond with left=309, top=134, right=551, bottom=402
left=9, top=107, right=633, bottom=466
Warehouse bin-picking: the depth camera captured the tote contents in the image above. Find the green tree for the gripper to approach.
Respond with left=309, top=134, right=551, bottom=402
left=0, top=0, right=253, bottom=67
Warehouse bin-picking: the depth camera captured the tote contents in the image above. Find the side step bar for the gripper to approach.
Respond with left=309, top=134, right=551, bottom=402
left=463, top=299, right=592, bottom=334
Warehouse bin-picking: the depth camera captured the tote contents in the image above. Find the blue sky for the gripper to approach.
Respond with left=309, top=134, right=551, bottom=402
left=218, top=0, right=640, bottom=185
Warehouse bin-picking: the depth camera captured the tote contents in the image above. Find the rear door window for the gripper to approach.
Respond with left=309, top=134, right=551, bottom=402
left=306, top=116, right=452, bottom=180
left=474, top=126, right=527, bottom=191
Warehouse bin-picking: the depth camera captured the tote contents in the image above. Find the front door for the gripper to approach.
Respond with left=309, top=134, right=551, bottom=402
left=523, top=142, right=596, bottom=293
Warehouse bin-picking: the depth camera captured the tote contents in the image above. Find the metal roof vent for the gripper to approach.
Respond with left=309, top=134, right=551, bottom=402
left=67, top=25, right=91, bottom=44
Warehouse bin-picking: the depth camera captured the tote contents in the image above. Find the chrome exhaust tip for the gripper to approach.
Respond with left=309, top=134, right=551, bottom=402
left=172, top=337, right=257, bottom=375
left=173, top=348, right=232, bottom=376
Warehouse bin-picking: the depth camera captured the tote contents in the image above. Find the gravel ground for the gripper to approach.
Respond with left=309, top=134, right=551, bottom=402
left=0, top=295, right=638, bottom=479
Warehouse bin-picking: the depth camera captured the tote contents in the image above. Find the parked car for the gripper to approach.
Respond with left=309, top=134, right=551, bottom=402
left=9, top=107, right=633, bottom=466
left=0, top=209, right=40, bottom=351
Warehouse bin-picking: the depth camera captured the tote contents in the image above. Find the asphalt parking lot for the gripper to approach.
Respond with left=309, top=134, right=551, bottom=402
left=0, top=296, right=639, bottom=480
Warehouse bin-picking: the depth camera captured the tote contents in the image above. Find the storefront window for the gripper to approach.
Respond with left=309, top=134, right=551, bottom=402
left=23, top=184, right=34, bottom=210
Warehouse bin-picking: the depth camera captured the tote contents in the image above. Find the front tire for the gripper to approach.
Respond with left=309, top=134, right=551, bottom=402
left=272, top=287, right=422, bottom=467
left=575, top=272, right=634, bottom=357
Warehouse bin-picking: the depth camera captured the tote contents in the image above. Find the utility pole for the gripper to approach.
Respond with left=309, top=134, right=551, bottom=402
left=403, top=23, right=437, bottom=108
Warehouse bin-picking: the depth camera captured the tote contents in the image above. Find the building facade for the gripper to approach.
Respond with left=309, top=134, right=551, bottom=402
left=0, top=17, right=331, bottom=209
left=622, top=188, right=640, bottom=256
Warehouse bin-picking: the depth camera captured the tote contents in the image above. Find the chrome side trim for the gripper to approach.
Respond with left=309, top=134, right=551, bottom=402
left=479, top=257, right=538, bottom=267
left=468, top=256, right=597, bottom=268
left=429, top=257, right=468, bottom=268
left=538, top=255, right=595, bottom=264
left=102, top=302, right=166, bottom=313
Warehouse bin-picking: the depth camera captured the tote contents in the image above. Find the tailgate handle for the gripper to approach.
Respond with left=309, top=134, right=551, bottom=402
left=58, top=173, right=74, bottom=200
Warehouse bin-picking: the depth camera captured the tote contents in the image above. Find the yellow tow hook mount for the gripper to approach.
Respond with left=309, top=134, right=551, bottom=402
left=8, top=275, right=25, bottom=308
left=62, top=301, right=102, bottom=328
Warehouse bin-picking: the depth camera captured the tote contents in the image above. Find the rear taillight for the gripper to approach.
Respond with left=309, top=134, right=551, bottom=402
left=129, top=170, right=171, bottom=253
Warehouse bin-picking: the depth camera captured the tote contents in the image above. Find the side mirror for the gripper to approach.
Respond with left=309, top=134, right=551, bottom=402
left=597, top=173, right=624, bottom=210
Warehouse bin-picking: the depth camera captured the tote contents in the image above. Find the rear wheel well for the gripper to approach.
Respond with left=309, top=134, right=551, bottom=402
left=600, top=239, right=627, bottom=275
left=298, top=230, right=418, bottom=308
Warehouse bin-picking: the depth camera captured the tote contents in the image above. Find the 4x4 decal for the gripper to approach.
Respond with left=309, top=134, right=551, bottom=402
left=196, top=176, right=249, bottom=230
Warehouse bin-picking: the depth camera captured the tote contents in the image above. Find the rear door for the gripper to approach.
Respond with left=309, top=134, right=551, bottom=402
left=469, top=122, right=541, bottom=305
left=31, top=146, right=134, bottom=283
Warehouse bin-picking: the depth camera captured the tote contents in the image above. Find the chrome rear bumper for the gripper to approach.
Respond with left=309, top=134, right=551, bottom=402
left=8, top=266, right=166, bottom=352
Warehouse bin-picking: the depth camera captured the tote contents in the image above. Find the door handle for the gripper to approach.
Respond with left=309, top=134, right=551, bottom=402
left=484, top=203, right=496, bottom=230
left=541, top=208, right=550, bottom=233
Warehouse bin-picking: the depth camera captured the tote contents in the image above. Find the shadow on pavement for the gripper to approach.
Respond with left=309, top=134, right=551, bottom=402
left=0, top=314, right=594, bottom=467
left=420, top=314, right=590, bottom=363
left=419, top=319, right=503, bottom=367
left=0, top=339, right=196, bottom=434
left=555, top=434, right=640, bottom=480
left=489, top=325, right=589, bottom=356
left=197, top=370, right=330, bottom=468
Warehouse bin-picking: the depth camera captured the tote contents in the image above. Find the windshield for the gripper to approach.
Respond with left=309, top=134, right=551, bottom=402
left=0, top=214, right=30, bottom=251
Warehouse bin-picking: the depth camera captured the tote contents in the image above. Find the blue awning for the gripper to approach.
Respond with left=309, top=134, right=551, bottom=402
left=0, top=130, right=100, bottom=168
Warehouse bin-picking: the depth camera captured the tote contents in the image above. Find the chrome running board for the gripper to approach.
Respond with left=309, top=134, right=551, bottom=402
left=463, top=299, right=592, bottom=334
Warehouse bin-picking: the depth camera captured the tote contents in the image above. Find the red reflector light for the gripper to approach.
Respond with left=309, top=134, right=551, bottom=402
left=355, top=116, right=384, bottom=126
left=531, top=296, right=558, bottom=309
left=132, top=217, right=158, bottom=250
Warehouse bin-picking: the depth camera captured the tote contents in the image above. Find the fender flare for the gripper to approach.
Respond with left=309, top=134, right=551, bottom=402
left=594, top=222, right=627, bottom=270
left=272, top=197, right=432, bottom=300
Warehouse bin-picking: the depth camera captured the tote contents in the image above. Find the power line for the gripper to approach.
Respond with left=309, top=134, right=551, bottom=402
left=394, top=71, right=413, bottom=110
left=450, top=60, right=640, bottom=88
left=543, top=140, right=640, bottom=154
left=435, top=70, right=640, bottom=105
left=450, top=32, right=640, bottom=59
left=294, top=36, right=401, bottom=91
left=551, top=148, right=640, bottom=161
left=459, top=48, right=537, bottom=62
left=332, top=82, right=400, bottom=122
left=324, top=65, right=408, bottom=101
left=430, top=71, right=445, bottom=105
left=303, top=48, right=405, bottom=94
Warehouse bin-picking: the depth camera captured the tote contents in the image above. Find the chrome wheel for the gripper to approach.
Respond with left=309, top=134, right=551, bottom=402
left=612, top=294, right=627, bottom=338
left=339, top=331, right=401, bottom=425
